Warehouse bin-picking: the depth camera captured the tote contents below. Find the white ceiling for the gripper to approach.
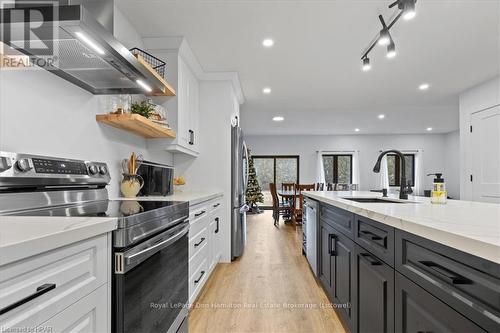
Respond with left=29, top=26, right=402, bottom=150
left=118, top=0, right=500, bottom=135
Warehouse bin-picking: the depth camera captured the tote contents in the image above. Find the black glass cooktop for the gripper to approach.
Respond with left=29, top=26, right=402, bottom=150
left=8, top=200, right=184, bottom=218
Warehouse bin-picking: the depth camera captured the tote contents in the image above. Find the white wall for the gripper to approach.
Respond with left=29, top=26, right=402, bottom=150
left=459, top=76, right=500, bottom=200
left=174, top=80, right=240, bottom=262
left=444, top=130, right=460, bottom=199
left=246, top=133, right=459, bottom=195
left=0, top=5, right=173, bottom=198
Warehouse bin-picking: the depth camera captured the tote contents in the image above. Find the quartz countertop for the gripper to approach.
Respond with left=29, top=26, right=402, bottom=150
left=0, top=216, right=117, bottom=266
left=303, top=191, right=500, bottom=264
left=114, top=190, right=223, bottom=206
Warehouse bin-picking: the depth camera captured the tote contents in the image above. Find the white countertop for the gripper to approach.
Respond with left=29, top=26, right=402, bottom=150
left=114, top=190, right=223, bottom=206
left=303, top=191, right=500, bottom=264
left=0, top=216, right=117, bottom=266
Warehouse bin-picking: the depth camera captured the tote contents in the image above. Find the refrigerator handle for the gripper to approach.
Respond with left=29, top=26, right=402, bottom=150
left=242, top=141, right=250, bottom=191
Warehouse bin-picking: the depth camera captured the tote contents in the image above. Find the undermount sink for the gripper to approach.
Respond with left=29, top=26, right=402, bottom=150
left=341, top=197, right=417, bottom=204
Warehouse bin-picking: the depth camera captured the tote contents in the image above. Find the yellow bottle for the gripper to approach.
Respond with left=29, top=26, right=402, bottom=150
left=428, top=173, right=447, bottom=204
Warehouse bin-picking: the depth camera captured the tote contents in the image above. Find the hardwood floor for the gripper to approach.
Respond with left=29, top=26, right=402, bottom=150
left=188, top=210, right=346, bottom=333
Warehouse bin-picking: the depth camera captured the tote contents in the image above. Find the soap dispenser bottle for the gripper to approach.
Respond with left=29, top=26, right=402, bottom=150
left=427, top=173, right=447, bottom=204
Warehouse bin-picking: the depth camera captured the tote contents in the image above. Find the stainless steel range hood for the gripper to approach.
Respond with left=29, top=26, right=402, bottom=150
left=0, top=0, right=173, bottom=95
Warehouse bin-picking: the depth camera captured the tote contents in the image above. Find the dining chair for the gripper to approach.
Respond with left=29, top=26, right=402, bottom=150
left=294, top=184, right=315, bottom=223
left=270, top=183, right=291, bottom=227
left=316, top=183, right=324, bottom=191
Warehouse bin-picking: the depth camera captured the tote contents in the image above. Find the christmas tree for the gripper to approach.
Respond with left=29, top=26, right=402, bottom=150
left=246, top=150, right=264, bottom=214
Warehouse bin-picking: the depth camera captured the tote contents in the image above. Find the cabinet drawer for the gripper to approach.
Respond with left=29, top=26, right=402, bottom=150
left=208, top=199, right=223, bottom=214
left=189, top=227, right=208, bottom=260
left=0, top=235, right=108, bottom=329
left=354, top=215, right=394, bottom=266
left=320, top=203, right=354, bottom=237
left=189, top=206, right=210, bottom=240
left=189, top=259, right=208, bottom=304
left=189, top=241, right=208, bottom=280
left=396, top=230, right=499, bottom=332
left=395, top=272, right=486, bottom=333
left=189, top=204, right=209, bottom=225
left=39, top=284, right=108, bottom=333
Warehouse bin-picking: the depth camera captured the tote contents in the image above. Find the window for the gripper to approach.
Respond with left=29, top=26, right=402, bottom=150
left=322, top=155, right=352, bottom=184
left=387, top=154, right=415, bottom=186
left=253, top=155, right=300, bottom=207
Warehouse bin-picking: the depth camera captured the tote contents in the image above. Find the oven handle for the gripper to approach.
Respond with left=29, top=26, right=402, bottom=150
left=124, top=224, right=189, bottom=267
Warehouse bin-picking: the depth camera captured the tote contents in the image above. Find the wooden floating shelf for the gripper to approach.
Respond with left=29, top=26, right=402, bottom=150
left=96, top=113, right=176, bottom=139
left=134, top=54, right=176, bottom=97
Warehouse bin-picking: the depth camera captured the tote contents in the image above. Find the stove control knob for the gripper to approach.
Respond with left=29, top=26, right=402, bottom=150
left=88, top=165, right=98, bottom=175
left=99, top=166, right=108, bottom=175
left=16, top=158, right=31, bottom=172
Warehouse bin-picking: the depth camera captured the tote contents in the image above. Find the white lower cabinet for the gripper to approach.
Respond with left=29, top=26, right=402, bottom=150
left=39, top=284, right=108, bottom=333
left=188, top=196, right=223, bottom=304
left=0, top=234, right=111, bottom=332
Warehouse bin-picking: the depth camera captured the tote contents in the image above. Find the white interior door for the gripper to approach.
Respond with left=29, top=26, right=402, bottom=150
left=471, top=105, right=500, bottom=203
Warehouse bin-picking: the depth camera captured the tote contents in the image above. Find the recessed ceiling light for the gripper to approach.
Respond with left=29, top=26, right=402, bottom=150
left=378, top=114, right=385, bottom=119
left=355, top=128, right=360, bottom=132
left=426, top=127, right=433, bottom=131
left=419, top=83, right=430, bottom=90
left=262, top=87, right=271, bottom=94
left=262, top=39, right=274, bottom=47
left=273, top=116, right=284, bottom=122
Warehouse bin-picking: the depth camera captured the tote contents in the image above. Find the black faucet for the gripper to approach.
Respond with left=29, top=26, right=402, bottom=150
left=373, top=150, right=412, bottom=200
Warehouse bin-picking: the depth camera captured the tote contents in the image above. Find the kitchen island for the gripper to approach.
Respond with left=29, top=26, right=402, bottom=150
left=303, top=191, right=500, bottom=333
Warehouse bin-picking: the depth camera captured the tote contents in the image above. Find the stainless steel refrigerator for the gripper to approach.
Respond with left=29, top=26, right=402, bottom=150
left=231, top=124, right=249, bottom=260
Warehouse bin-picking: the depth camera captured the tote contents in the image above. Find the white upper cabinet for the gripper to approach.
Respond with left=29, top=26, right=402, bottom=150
left=146, top=38, right=201, bottom=157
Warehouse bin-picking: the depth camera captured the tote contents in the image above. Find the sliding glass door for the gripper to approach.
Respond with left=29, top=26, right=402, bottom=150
left=253, top=155, right=300, bottom=207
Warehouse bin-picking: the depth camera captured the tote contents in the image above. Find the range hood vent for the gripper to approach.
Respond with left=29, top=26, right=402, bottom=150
left=0, top=1, right=174, bottom=95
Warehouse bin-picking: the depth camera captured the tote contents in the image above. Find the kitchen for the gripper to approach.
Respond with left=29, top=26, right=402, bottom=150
left=0, top=0, right=499, bottom=333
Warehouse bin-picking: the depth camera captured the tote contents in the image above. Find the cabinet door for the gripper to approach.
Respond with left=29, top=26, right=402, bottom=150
left=40, top=284, right=109, bottom=333
left=355, top=244, right=394, bottom=333
left=395, top=272, right=486, bottom=333
left=331, top=230, right=356, bottom=331
left=177, top=58, right=190, bottom=147
left=319, top=221, right=334, bottom=295
left=188, top=70, right=200, bottom=153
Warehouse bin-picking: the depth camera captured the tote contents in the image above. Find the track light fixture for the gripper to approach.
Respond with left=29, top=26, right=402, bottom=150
left=386, top=40, right=397, bottom=58
left=362, top=57, right=371, bottom=71
left=360, top=0, right=417, bottom=71
left=391, top=0, right=417, bottom=20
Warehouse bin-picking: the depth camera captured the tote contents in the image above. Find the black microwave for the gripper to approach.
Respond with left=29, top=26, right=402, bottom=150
left=137, top=161, right=174, bottom=196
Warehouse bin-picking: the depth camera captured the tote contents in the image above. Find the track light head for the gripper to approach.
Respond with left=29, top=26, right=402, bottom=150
left=402, top=0, right=417, bottom=20
left=378, top=28, right=391, bottom=46
left=362, top=57, right=371, bottom=71
left=386, top=41, right=397, bottom=58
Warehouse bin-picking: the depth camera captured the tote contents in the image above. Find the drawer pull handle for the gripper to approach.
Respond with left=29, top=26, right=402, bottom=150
left=419, top=261, right=472, bottom=285
left=194, top=270, right=205, bottom=284
left=360, top=253, right=382, bottom=266
left=0, top=283, right=56, bottom=315
left=195, top=210, right=206, bottom=217
left=194, top=237, right=206, bottom=247
left=361, top=230, right=383, bottom=241
left=328, top=234, right=338, bottom=256
left=213, top=203, right=220, bottom=208
left=215, top=217, right=220, bottom=234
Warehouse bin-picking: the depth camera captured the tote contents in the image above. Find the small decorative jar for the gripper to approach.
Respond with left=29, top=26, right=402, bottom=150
left=120, top=174, right=144, bottom=198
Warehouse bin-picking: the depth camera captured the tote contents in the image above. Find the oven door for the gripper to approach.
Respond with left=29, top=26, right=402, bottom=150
left=113, top=221, right=189, bottom=333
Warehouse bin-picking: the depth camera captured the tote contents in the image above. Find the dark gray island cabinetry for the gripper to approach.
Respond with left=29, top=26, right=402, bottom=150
left=317, top=201, right=500, bottom=333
